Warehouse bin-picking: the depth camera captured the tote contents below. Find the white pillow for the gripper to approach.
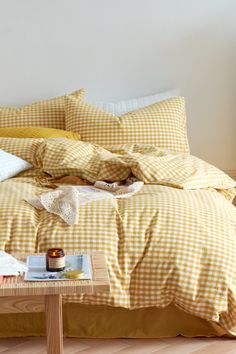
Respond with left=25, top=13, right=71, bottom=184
left=90, top=89, right=180, bottom=116
left=0, top=149, right=32, bottom=182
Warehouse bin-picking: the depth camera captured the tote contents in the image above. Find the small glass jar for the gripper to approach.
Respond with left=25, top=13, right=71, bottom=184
left=46, top=248, right=65, bottom=272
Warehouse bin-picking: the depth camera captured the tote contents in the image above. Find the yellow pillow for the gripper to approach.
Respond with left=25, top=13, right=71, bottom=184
left=65, top=96, right=190, bottom=153
left=0, top=127, right=80, bottom=140
left=0, top=89, right=84, bottom=129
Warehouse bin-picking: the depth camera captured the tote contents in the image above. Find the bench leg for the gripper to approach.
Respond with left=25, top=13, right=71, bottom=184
left=45, top=294, right=63, bottom=354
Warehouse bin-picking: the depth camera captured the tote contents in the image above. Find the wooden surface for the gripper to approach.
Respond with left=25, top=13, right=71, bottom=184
left=45, top=295, right=63, bottom=354
left=0, top=253, right=110, bottom=297
left=0, top=295, right=44, bottom=314
left=0, top=337, right=235, bottom=353
left=0, top=253, right=110, bottom=354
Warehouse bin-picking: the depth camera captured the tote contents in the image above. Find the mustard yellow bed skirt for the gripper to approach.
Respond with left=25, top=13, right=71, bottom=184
left=0, top=304, right=229, bottom=338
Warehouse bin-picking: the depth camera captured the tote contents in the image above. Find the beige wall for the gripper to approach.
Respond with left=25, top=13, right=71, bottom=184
left=0, top=0, right=235, bottom=169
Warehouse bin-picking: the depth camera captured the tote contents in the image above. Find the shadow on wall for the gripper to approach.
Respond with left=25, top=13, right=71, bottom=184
left=165, top=24, right=236, bottom=169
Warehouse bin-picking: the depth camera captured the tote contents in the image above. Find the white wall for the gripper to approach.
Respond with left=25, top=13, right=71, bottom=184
left=0, top=0, right=235, bottom=169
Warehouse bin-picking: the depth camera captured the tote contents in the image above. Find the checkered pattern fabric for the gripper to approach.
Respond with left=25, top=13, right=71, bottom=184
left=35, top=138, right=131, bottom=182
left=65, top=96, right=190, bottom=153
left=0, top=89, right=84, bottom=129
left=34, top=139, right=236, bottom=201
left=0, top=138, right=236, bottom=335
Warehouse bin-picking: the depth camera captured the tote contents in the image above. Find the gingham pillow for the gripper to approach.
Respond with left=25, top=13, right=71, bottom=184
left=65, top=96, right=190, bottom=153
left=0, top=89, right=84, bottom=129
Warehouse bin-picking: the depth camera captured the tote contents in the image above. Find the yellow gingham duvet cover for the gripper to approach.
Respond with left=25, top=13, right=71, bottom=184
left=0, top=138, right=236, bottom=335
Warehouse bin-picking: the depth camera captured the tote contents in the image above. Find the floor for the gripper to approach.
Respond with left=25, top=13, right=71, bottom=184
left=0, top=337, right=235, bottom=354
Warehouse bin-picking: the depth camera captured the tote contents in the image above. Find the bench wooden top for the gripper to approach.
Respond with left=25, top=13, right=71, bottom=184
left=0, top=253, right=110, bottom=297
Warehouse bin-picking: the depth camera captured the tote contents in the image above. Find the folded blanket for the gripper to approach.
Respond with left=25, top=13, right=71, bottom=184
left=26, top=180, right=143, bottom=225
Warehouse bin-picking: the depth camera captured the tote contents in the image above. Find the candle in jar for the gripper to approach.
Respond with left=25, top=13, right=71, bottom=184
left=46, top=248, right=65, bottom=272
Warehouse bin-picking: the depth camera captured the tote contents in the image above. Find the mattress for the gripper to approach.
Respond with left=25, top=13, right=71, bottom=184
left=0, top=137, right=236, bottom=337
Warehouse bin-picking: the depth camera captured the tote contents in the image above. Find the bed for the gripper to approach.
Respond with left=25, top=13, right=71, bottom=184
left=0, top=92, right=236, bottom=338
